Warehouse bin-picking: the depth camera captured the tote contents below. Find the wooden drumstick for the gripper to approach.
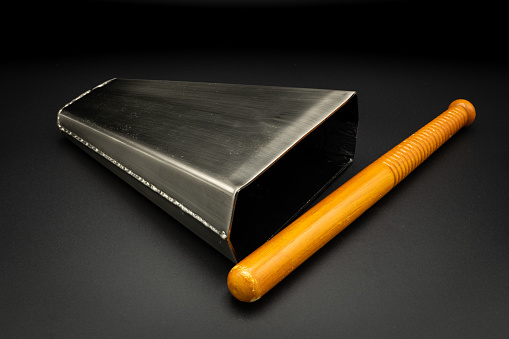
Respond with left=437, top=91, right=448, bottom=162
left=228, top=99, right=476, bottom=302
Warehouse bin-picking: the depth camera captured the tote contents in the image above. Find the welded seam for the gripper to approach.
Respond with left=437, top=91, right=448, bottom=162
left=56, top=79, right=226, bottom=240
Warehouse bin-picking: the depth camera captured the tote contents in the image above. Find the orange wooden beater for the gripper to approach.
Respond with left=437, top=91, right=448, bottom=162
left=228, top=99, right=476, bottom=302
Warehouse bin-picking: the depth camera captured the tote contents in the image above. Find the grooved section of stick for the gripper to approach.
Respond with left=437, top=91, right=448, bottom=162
left=379, top=107, right=468, bottom=186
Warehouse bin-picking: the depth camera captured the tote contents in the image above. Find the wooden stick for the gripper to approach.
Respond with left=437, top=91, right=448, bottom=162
left=227, top=99, right=476, bottom=302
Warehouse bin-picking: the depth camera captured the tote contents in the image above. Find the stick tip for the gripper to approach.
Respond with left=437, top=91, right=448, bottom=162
left=449, top=99, right=476, bottom=126
left=227, top=265, right=262, bottom=302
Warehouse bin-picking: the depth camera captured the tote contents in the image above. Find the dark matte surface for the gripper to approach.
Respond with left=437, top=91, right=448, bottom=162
left=2, top=1, right=508, bottom=337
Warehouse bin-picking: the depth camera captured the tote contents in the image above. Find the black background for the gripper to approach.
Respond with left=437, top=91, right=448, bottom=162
left=2, top=1, right=508, bottom=337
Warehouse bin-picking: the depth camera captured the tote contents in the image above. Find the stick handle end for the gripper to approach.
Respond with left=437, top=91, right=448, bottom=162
left=449, top=99, right=475, bottom=126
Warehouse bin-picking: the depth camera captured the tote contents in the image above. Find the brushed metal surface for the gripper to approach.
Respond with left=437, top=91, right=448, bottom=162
left=57, top=79, right=358, bottom=262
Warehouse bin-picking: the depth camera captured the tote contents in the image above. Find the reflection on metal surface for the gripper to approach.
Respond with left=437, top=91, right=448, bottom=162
left=58, top=79, right=358, bottom=262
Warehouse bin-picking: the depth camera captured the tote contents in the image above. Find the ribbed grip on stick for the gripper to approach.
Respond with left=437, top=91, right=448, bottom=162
left=377, top=100, right=475, bottom=186
left=227, top=100, right=475, bottom=303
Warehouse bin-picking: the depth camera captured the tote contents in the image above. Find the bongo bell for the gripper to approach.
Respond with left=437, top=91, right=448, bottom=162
left=57, top=79, right=358, bottom=262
